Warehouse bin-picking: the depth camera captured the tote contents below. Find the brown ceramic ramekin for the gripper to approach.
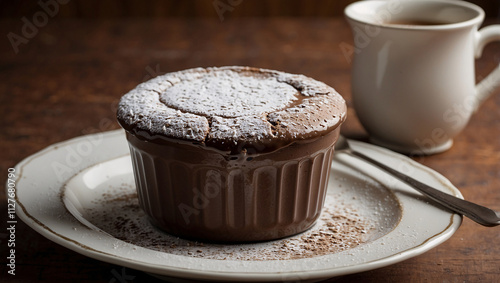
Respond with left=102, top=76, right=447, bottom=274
left=117, top=66, right=346, bottom=242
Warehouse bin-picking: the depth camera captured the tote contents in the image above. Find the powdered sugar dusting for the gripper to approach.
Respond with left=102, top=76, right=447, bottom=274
left=116, top=89, right=209, bottom=141
left=117, top=66, right=346, bottom=148
left=208, top=115, right=273, bottom=142
left=269, top=95, right=344, bottom=139
left=276, top=73, right=331, bottom=97
left=82, top=182, right=389, bottom=261
left=161, top=74, right=298, bottom=118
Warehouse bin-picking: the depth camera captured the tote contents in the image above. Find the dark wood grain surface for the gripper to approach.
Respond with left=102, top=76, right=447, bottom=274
left=1, top=15, right=499, bottom=282
left=1, top=0, right=498, bottom=18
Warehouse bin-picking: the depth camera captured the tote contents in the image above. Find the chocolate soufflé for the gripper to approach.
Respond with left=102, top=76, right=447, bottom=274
left=117, top=66, right=347, bottom=242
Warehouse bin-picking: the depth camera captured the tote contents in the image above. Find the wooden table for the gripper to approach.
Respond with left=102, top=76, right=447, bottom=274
left=1, top=17, right=499, bottom=282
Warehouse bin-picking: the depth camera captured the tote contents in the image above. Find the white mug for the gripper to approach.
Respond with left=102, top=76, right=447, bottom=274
left=344, top=0, right=500, bottom=155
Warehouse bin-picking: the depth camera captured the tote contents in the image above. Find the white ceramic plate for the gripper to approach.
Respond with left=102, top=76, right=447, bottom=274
left=13, top=130, right=462, bottom=282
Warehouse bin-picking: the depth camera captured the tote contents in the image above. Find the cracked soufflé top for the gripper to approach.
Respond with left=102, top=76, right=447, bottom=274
left=117, top=66, right=347, bottom=153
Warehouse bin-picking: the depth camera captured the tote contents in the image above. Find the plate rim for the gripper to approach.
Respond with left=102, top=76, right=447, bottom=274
left=12, top=130, right=462, bottom=282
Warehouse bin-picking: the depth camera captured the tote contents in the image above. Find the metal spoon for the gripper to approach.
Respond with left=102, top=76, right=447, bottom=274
left=335, top=136, right=500, bottom=227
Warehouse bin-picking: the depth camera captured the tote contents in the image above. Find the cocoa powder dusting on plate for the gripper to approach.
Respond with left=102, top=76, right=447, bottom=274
left=84, top=184, right=376, bottom=261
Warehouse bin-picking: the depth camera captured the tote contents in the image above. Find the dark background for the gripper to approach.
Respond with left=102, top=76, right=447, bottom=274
left=1, top=0, right=499, bottom=18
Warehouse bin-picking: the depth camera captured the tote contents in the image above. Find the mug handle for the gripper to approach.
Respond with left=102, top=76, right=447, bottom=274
left=474, top=25, right=500, bottom=111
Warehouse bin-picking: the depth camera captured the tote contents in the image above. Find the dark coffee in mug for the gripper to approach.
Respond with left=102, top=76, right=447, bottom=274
left=387, top=19, right=449, bottom=26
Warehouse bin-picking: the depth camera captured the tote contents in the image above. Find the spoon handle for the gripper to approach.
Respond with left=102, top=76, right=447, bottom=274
left=348, top=150, right=500, bottom=227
